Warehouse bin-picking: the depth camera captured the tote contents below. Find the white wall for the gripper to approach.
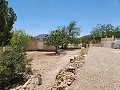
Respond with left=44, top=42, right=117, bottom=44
left=100, top=41, right=113, bottom=48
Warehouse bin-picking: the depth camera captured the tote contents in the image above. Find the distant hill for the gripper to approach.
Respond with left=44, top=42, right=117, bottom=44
left=35, top=34, right=48, bottom=39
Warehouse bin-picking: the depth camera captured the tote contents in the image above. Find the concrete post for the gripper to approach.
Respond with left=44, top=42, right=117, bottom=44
left=37, top=74, right=42, bottom=85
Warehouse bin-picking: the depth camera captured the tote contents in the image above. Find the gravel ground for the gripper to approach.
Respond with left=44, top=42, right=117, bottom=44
left=26, top=49, right=81, bottom=90
left=69, top=47, right=120, bottom=90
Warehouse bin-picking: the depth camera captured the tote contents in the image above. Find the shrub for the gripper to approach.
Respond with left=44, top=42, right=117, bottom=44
left=0, top=45, right=32, bottom=89
left=10, top=29, right=36, bottom=50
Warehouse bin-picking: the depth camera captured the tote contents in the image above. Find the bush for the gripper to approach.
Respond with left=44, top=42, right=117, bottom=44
left=0, top=45, right=32, bottom=89
left=10, top=29, right=34, bottom=50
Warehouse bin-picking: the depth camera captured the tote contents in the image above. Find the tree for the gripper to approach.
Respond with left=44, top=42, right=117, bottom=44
left=45, top=21, right=81, bottom=52
left=0, top=46, right=32, bottom=89
left=67, top=21, right=80, bottom=41
left=57, top=26, right=69, bottom=49
left=45, top=30, right=63, bottom=53
left=80, top=35, right=92, bottom=48
left=90, top=24, right=120, bottom=43
left=64, top=21, right=80, bottom=48
left=73, top=38, right=81, bottom=46
left=10, top=29, right=36, bottom=50
left=0, top=0, right=17, bottom=46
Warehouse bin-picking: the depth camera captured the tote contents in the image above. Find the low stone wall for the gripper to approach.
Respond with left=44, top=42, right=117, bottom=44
left=50, top=47, right=88, bottom=90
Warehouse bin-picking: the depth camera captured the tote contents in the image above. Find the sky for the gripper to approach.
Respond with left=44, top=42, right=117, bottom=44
left=8, top=0, right=120, bottom=36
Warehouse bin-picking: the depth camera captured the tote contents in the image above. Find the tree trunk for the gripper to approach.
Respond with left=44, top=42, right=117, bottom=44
left=84, top=43, right=87, bottom=48
left=55, top=46, right=58, bottom=53
left=64, top=44, right=68, bottom=49
left=88, top=43, right=89, bottom=47
left=61, top=44, right=64, bottom=49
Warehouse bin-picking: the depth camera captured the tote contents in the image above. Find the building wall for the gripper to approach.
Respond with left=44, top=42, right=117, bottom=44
left=27, top=40, right=38, bottom=51
left=100, top=41, right=113, bottom=48
left=43, top=41, right=56, bottom=51
left=101, top=38, right=114, bottom=41
left=38, top=41, right=43, bottom=50
left=27, top=40, right=56, bottom=51
left=100, top=36, right=114, bottom=48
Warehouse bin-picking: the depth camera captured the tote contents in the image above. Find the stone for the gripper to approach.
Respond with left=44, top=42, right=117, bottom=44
left=74, top=55, right=79, bottom=59
left=67, top=81, right=71, bottom=86
left=37, top=74, right=42, bottom=85
left=83, top=54, right=87, bottom=57
left=22, top=79, right=31, bottom=89
left=67, top=66, right=76, bottom=73
left=70, top=57, right=75, bottom=63
left=68, top=66, right=75, bottom=70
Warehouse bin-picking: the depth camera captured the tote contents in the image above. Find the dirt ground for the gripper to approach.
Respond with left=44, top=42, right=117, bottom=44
left=69, top=47, right=120, bottom=90
left=26, top=49, right=81, bottom=90
left=12, top=47, right=120, bottom=90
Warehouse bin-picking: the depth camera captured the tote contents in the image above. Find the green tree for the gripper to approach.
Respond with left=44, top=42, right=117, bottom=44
left=0, top=46, right=32, bottom=89
left=45, top=21, right=81, bottom=51
left=90, top=24, right=120, bottom=43
left=57, top=26, right=69, bottom=49
left=73, top=38, right=81, bottom=45
left=45, top=30, right=63, bottom=53
left=80, top=35, right=92, bottom=48
left=0, top=0, right=17, bottom=46
left=67, top=21, right=80, bottom=41
left=10, top=29, right=35, bottom=50
left=64, top=21, right=80, bottom=48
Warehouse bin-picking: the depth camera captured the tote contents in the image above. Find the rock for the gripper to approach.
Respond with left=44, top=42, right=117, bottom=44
left=67, top=66, right=76, bottom=74
left=56, top=85, right=66, bottom=90
left=83, top=54, right=87, bottom=57
left=68, top=66, right=75, bottom=70
left=37, top=74, right=42, bottom=85
left=67, top=81, right=71, bottom=86
left=15, top=85, right=22, bottom=90
left=70, top=57, right=75, bottom=63
left=74, top=55, right=79, bottom=59
left=22, top=79, right=31, bottom=89
left=75, top=55, right=80, bottom=61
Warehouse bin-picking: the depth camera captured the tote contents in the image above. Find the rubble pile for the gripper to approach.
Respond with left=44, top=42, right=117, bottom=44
left=50, top=48, right=88, bottom=90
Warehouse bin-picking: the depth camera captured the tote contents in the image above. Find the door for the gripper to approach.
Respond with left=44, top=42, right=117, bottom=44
left=38, top=42, right=43, bottom=50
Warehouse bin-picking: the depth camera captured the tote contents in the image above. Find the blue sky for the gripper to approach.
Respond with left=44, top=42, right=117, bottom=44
left=8, top=0, right=120, bottom=36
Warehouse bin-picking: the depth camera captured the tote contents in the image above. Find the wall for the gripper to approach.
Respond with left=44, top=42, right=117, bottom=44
left=26, top=40, right=56, bottom=51
left=100, top=36, right=114, bottom=48
left=43, top=41, right=56, bottom=51
left=101, top=38, right=114, bottom=41
left=100, top=41, right=113, bottom=48
left=27, top=40, right=38, bottom=51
